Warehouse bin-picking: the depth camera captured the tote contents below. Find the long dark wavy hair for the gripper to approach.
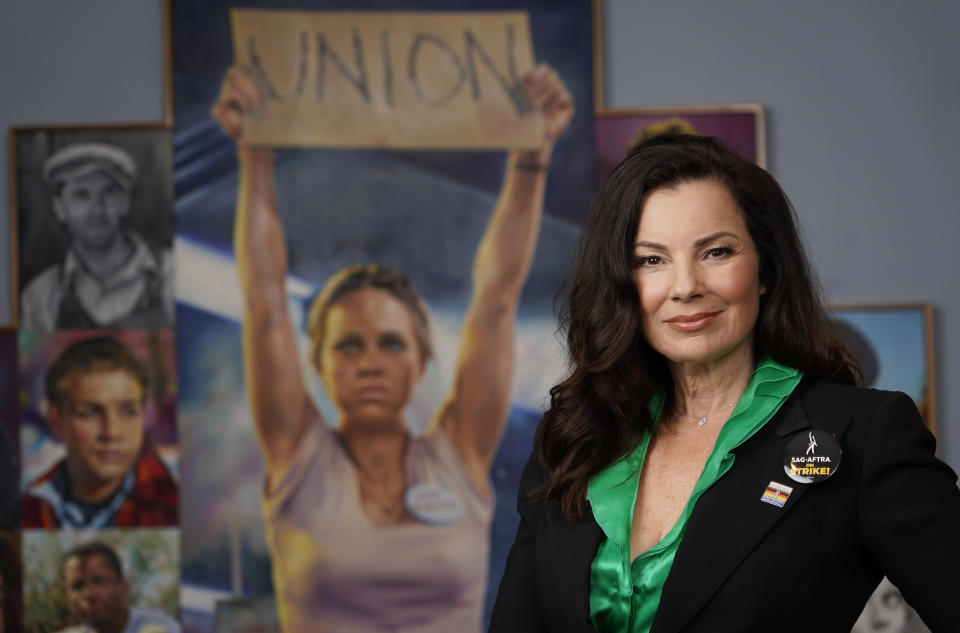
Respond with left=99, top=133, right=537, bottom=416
left=536, top=134, right=859, bottom=519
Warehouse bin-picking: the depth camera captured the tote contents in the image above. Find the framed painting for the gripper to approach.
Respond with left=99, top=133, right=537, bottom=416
left=594, top=103, right=766, bottom=189
left=22, top=528, right=180, bottom=633
left=18, top=328, right=179, bottom=529
left=170, top=1, right=595, bottom=630
left=10, top=124, right=174, bottom=334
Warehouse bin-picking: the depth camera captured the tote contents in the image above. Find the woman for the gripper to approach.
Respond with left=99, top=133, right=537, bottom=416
left=212, top=64, right=573, bottom=632
left=489, top=134, right=960, bottom=632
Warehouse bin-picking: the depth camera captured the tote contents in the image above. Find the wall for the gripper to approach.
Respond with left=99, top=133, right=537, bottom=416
left=2, top=0, right=958, bottom=467
left=602, top=0, right=960, bottom=467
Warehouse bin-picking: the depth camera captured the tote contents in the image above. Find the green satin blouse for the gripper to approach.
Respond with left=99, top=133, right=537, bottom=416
left=586, top=356, right=802, bottom=633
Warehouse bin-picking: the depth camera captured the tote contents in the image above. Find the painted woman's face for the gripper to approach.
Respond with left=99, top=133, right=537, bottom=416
left=319, top=288, right=425, bottom=429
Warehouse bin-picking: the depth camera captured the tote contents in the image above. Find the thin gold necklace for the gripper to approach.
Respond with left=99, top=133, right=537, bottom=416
left=681, top=400, right=738, bottom=427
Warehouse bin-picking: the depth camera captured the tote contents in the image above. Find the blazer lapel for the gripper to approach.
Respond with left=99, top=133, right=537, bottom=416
left=651, top=393, right=816, bottom=633
left=546, top=502, right=605, bottom=633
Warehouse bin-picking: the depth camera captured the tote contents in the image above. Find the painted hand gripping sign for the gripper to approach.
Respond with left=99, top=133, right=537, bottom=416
left=231, top=10, right=543, bottom=148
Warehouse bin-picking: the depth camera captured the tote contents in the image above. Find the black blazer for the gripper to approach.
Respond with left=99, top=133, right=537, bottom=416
left=488, top=381, right=960, bottom=633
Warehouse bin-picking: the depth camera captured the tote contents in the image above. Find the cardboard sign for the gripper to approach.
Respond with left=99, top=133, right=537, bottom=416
left=230, top=10, right=543, bottom=149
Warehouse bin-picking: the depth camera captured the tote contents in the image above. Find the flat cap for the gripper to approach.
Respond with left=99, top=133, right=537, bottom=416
left=42, top=143, right=137, bottom=189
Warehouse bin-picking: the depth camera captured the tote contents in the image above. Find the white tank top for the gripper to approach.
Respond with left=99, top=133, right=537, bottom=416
left=262, top=420, right=494, bottom=633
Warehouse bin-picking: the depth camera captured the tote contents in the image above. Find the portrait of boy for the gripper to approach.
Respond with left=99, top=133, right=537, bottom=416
left=21, top=334, right=177, bottom=528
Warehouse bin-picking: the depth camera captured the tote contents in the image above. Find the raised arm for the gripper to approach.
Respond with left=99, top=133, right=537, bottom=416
left=212, top=68, right=316, bottom=488
left=438, top=64, right=574, bottom=492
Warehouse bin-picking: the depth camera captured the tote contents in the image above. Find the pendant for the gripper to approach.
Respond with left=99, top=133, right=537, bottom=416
left=697, top=417, right=707, bottom=426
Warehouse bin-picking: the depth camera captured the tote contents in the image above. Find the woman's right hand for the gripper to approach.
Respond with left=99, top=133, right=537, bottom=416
left=211, top=66, right=262, bottom=142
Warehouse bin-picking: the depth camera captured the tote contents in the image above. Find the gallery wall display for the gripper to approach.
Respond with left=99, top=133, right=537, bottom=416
left=170, top=1, right=595, bottom=631
left=9, top=120, right=178, bottom=630
left=9, top=124, right=174, bottom=334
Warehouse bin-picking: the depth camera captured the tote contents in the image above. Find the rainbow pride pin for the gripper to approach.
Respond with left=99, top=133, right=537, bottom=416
left=761, top=481, right=793, bottom=508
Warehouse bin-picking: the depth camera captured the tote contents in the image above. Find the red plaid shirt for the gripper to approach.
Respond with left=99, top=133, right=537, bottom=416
left=22, top=450, right=178, bottom=528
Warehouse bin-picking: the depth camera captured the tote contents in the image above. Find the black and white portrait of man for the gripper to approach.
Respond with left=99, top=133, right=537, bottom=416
left=14, top=126, right=173, bottom=333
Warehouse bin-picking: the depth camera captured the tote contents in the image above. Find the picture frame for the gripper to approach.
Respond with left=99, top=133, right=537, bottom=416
left=0, top=326, right=17, bottom=451
left=592, top=0, right=604, bottom=111
left=9, top=124, right=174, bottom=333
left=827, top=302, right=936, bottom=434
left=170, top=2, right=596, bottom=630
left=163, top=0, right=174, bottom=126
left=594, top=103, right=766, bottom=189
left=3, top=199, right=14, bottom=328
left=5, top=131, right=20, bottom=329
left=22, top=528, right=180, bottom=633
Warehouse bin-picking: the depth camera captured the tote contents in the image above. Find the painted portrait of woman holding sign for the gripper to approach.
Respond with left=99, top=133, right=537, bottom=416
left=212, top=59, right=572, bottom=631
left=172, top=2, right=594, bottom=631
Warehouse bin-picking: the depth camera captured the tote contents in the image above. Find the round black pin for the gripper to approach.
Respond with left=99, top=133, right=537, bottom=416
left=782, top=430, right=842, bottom=484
